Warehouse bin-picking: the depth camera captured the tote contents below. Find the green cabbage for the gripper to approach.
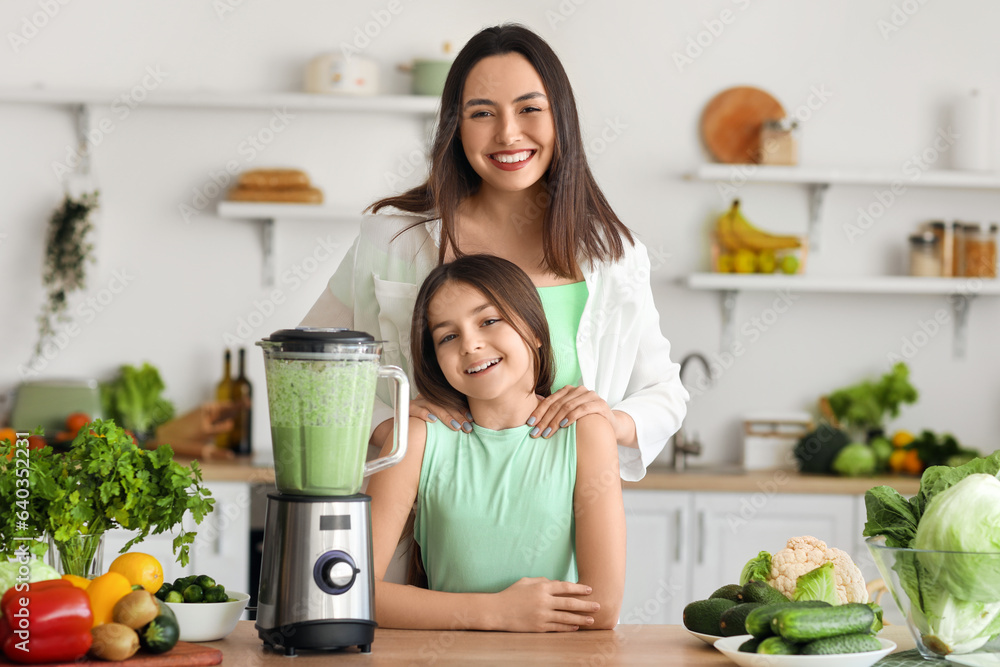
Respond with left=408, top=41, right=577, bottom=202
left=740, top=551, right=772, bottom=585
left=792, top=562, right=839, bottom=604
left=832, top=442, right=877, bottom=477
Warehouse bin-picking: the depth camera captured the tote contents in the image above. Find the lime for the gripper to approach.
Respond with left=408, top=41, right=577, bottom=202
left=779, top=255, right=800, bottom=275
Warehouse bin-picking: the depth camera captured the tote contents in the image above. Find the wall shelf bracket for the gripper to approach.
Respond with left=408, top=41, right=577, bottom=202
left=719, top=289, right=738, bottom=352
left=806, top=183, right=829, bottom=251
left=951, top=292, right=975, bottom=360
left=73, top=103, right=94, bottom=176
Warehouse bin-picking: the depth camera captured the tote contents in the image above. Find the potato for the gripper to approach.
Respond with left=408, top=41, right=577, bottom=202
left=90, top=623, right=140, bottom=661
left=113, top=590, right=160, bottom=629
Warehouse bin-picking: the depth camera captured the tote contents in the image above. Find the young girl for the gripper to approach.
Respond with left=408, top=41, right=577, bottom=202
left=304, top=23, right=687, bottom=483
left=366, top=254, right=625, bottom=632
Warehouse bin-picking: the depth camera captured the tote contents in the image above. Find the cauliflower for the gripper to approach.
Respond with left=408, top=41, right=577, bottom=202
left=767, top=535, right=867, bottom=604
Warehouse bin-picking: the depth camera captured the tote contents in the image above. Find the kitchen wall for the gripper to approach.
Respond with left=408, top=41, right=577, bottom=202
left=2, top=0, right=999, bottom=464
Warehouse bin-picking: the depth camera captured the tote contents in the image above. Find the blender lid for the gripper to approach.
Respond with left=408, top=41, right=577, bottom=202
left=263, top=327, right=376, bottom=346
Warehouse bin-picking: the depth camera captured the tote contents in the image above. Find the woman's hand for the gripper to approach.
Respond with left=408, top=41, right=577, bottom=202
left=409, top=394, right=472, bottom=433
left=526, top=386, right=635, bottom=446
left=491, top=577, right=599, bottom=632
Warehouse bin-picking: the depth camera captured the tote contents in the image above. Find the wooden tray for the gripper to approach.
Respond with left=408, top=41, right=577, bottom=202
left=0, top=641, right=221, bottom=667
left=701, top=86, right=785, bottom=164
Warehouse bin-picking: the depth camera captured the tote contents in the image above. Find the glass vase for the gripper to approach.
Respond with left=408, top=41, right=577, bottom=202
left=47, top=531, right=106, bottom=578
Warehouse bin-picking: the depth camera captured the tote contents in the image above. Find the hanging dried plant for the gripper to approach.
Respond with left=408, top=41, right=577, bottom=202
left=34, top=190, right=99, bottom=357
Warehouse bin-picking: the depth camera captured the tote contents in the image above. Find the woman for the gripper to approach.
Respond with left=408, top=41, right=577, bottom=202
left=303, top=23, right=686, bottom=481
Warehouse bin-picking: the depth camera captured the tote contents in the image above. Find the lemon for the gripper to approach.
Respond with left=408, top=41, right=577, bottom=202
left=757, top=250, right=777, bottom=273
left=733, top=249, right=757, bottom=274
left=717, top=254, right=735, bottom=273
left=108, top=552, right=164, bottom=594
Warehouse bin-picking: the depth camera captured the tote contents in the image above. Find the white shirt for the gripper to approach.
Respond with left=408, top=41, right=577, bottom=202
left=302, top=213, right=689, bottom=481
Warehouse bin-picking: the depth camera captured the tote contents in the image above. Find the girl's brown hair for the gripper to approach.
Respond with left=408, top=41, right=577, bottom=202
left=368, top=23, right=633, bottom=279
left=410, top=254, right=555, bottom=411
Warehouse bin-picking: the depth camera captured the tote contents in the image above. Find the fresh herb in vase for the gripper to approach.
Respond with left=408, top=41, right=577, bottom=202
left=35, top=190, right=99, bottom=358
left=0, top=420, right=214, bottom=573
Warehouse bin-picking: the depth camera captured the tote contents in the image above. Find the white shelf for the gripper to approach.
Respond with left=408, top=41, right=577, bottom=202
left=683, top=272, right=999, bottom=359
left=216, top=201, right=364, bottom=221
left=0, top=87, right=441, bottom=115
left=688, top=164, right=1000, bottom=189
left=684, top=272, right=1000, bottom=295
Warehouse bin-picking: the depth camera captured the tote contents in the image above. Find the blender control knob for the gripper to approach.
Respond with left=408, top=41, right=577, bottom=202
left=313, top=550, right=360, bottom=595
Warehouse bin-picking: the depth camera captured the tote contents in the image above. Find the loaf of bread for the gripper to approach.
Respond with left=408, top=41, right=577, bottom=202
left=228, top=186, right=324, bottom=203
left=238, top=169, right=311, bottom=190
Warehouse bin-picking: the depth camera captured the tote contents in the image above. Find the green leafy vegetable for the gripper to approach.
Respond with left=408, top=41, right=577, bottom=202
left=0, top=559, right=61, bottom=603
left=832, top=442, right=877, bottom=477
left=740, top=551, right=772, bottom=585
left=791, top=562, right=839, bottom=605
left=827, top=362, right=918, bottom=435
left=1, top=419, right=213, bottom=566
left=864, top=450, right=1000, bottom=655
left=101, top=363, right=176, bottom=437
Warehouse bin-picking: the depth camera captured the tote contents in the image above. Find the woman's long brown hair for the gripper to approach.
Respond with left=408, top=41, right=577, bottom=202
left=367, top=23, right=633, bottom=279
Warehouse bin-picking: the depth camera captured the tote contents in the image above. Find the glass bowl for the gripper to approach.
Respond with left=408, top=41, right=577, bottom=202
left=866, top=536, right=1000, bottom=660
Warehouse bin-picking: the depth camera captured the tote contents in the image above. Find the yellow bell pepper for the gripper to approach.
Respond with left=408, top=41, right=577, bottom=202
left=86, top=571, right=133, bottom=627
left=61, top=573, right=91, bottom=590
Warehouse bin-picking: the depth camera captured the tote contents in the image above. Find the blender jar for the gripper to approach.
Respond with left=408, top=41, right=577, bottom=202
left=257, top=328, right=408, bottom=496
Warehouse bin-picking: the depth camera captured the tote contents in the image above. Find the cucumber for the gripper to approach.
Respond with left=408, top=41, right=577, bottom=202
left=772, top=603, right=876, bottom=642
left=757, top=636, right=798, bottom=655
left=738, top=637, right=762, bottom=653
left=709, top=584, right=743, bottom=602
left=800, top=633, right=883, bottom=655
left=682, top=598, right=736, bottom=635
left=720, top=602, right=763, bottom=637
left=738, top=581, right=789, bottom=605
left=744, top=600, right=831, bottom=638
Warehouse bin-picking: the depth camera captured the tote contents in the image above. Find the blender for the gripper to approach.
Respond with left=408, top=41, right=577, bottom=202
left=254, top=328, right=409, bottom=655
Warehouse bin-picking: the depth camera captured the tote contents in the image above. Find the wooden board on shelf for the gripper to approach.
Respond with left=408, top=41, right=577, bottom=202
left=700, top=86, right=785, bottom=164
left=0, top=642, right=221, bottom=667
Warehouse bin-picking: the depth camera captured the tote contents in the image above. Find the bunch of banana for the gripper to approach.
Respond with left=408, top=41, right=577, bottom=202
left=715, top=200, right=802, bottom=274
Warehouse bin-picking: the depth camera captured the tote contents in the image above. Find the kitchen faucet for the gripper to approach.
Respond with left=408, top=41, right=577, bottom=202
left=670, top=352, right=712, bottom=470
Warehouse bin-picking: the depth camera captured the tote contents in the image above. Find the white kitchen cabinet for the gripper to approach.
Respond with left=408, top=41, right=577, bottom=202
left=620, top=491, right=691, bottom=624
left=622, top=489, right=860, bottom=622
left=101, top=481, right=251, bottom=593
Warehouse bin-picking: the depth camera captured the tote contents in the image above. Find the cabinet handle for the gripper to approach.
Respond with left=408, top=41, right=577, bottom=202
left=697, top=510, right=705, bottom=565
left=213, top=500, right=224, bottom=555
left=674, top=508, right=683, bottom=563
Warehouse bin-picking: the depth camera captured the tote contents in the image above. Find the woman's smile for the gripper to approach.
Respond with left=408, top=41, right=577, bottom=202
left=488, top=149, right=537, bottom=171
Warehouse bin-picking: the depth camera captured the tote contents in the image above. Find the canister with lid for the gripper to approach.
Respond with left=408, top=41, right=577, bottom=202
left=909, top=231, right=941, bottom=277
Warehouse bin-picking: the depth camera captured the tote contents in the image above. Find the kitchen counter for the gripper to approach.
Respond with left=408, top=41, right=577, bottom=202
left=205, top=622, right=915, bottom=664
left=188, top=456, right=921, bottom=496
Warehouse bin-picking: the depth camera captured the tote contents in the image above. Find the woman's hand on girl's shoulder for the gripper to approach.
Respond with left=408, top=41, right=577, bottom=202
left=526, top=385, right=614, bottom=440
left=490, top=577, right=600, bottom=632
left=410, top=394, right=473, bottom=433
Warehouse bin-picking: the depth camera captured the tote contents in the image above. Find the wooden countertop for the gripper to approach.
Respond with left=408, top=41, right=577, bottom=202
left=189, top=457, right=921, bottom=496
left=205, top=622, right=914, bottom=664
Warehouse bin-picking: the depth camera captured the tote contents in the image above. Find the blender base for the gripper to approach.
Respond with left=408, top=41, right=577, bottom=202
left=258, top=619, right=376, bottom=655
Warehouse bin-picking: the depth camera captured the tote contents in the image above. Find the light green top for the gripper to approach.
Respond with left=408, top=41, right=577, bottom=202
left=415, top=420, right=578, bottom=594
left=536, top=281, right=588, bottom=392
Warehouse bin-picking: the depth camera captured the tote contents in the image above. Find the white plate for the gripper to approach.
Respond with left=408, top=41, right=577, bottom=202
left=687, top=629, right=725, bottom=645
left=714, top=635, right=896, bottom=667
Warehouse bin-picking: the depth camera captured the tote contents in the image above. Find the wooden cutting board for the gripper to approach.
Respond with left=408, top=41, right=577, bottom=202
left=0, top=641, right=221, bottom=666
left=700, top=86, right=786, bottom=164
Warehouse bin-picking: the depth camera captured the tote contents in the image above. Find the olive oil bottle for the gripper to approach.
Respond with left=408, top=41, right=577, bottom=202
left=215, top=349, right=234, bottom=449
left=232, top=348, right=253, bottom=455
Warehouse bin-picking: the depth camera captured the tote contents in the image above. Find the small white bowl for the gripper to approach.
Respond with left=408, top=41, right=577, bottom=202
left=714, top=634, right=896, bottom=667
left=164, top=591, right=250, bottom=642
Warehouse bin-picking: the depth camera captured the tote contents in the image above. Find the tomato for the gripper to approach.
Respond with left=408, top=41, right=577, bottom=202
left=27, top=435, right=47, bottom=450
left=66, top=412, right=92, bottom=435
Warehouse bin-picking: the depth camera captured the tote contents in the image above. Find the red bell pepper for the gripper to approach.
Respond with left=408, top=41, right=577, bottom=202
left=0, top=579, right=93, bottom=664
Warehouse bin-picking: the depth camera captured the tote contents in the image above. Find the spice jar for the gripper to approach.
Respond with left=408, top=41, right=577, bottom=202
left=759, top=118, right=799, bottom=165
left=950, top=221, right=963, bottom=277
left=963, top=223, right=997, bottom=278
left=928, top=221, right=952, bottom=277
left=909, top=231, right=941, bottom=277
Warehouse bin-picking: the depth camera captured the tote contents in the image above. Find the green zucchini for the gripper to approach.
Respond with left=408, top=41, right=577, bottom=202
left=771, top=603, right=875, bottom=642
left=738, top=581, right=788, bottom=604
left=757, top=636, right=798, bottom=655
left=139, top=598, right=180, bottom=654
left=682, top=598, right=736, bottom=635
left=744, top=600, right=831, bottom=638
left=800, top=633, right=883, bottom=655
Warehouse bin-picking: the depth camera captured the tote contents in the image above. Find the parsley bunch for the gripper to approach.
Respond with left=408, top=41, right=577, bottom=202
left=1, top=419, right=214, bottom=566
